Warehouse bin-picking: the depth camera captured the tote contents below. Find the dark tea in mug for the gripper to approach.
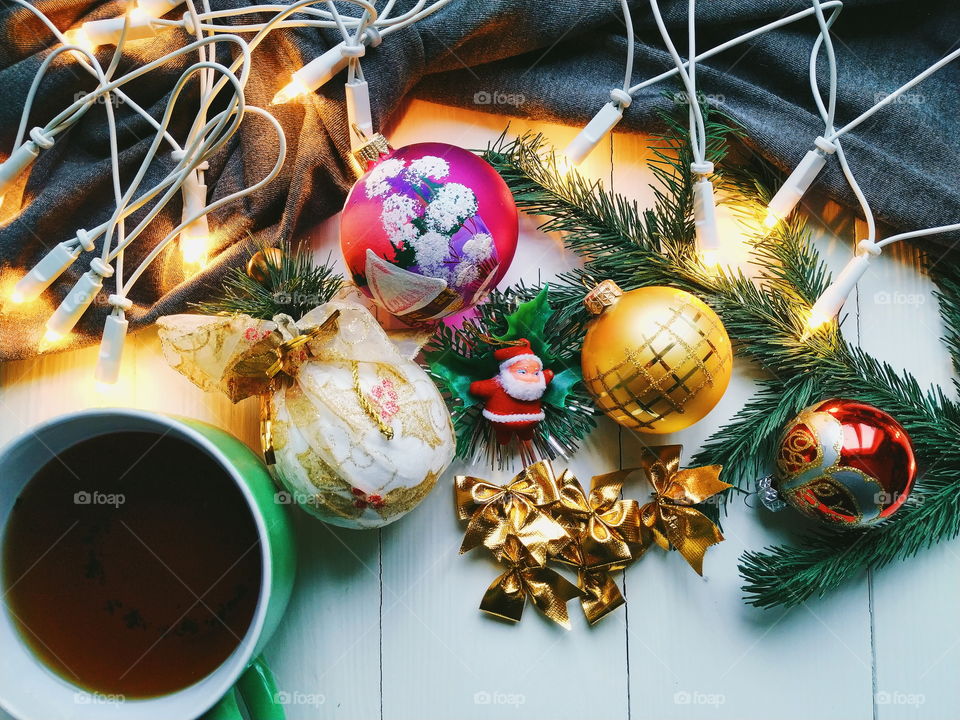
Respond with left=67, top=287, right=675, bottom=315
left=2, top=431, right=263, bottom=698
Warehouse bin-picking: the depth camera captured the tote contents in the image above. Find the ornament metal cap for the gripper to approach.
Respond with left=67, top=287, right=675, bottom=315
left=584, top=279, right=623, bottom=315
left=351, top=125, right=391, bottom=170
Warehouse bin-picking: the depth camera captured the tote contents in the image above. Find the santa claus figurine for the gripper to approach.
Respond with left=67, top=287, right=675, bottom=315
left=470, top=338, right=554, bottom=445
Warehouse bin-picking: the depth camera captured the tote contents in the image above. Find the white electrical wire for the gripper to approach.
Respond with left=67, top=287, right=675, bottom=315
left=824, top=47, right=960, bottom=144
left=620, top=0, right=634, bottom=94
left=648, top=0, right=706, bottom=166
left=4, top=0, right=463, bottom=372
left=562, top=1, right=849, bottom=168
left=806, top=0, right=877, bottom=243
left=123, top=106, right=287, bottom=291
left=808, top=0, right=959, bottom=250
left=629, top=3, right=845, bottom=93
left=801, top=0, right=960, bottom=333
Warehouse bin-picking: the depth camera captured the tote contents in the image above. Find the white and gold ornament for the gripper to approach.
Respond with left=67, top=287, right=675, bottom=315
left=158, top=300, right=455, bottom=529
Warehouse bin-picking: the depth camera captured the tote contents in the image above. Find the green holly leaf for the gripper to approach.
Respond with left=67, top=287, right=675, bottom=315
left=424, top=347, right=497, bottom=408
left=495, top=286, right=556, bottom=365
left=543, top=367, right=582, bottom=409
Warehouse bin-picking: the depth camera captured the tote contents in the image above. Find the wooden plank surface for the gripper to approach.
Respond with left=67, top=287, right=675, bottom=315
left=1, top=99, right=957, bottom=720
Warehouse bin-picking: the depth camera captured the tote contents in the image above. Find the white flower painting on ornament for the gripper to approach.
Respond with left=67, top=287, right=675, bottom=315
left=361, top=154, right=499, bottom=296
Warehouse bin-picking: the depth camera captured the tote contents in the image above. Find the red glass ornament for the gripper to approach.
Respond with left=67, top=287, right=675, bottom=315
left=774, top=398, right=916, bottom=527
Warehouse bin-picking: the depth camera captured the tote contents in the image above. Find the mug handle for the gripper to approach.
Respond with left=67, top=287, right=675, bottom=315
left=201, top=656, right=284, bottom=720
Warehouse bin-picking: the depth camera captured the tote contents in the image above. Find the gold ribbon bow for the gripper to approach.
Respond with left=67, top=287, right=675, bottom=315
left=637, top=445, right=731, bottom=575
left=554, top=537, right=626, bottom=625
left=233, top=310, right=341, bottom=387
left=456, top=461, right=570, bottom=565
left=554, top=469, right=641, bottom=569
left=480, top=536, right=583, bottom=629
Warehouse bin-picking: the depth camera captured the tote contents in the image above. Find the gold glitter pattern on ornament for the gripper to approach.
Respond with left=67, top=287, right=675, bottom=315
left=352, top=361, right=395, bottom=439
left=788, top=472, right=866, bottom=525
left=584, top=300, right=728, bottom=430
left=379, top=469, right=442, bottom=519
left=295, top=448, right=365, bottom=521
left=776, top=422, right=824, bottom=478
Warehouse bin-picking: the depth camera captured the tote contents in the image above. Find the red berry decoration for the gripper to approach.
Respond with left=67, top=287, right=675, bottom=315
left=772, top=398, right=916, bottom=527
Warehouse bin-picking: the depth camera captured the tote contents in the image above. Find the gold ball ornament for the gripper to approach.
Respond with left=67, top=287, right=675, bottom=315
left=581, top=281, right=733, bottom=434
left=245, top=247, right=286, bottom=286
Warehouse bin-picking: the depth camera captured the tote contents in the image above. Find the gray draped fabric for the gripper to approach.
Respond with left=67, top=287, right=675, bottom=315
left=0, top=0, right=957, bottom=360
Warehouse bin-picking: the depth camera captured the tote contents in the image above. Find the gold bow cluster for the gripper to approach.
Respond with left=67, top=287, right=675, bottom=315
left=637, top=445, right=731, bottom=575
left=456, top=450, right=728, bottom=628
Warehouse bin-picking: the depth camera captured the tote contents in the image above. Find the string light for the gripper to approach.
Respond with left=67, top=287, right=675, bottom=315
left=9, top=241, right=84, bottom=305
left=0, top=138, right=43, bottom=211
left=13, top=0, right=952, bottom=384
left=179, top=219, right=211, bottom=267
left=64, top=8, right=162, bottom=51
left=272, top=36, right=374, bottom=105
left=7, top=0, right=456, bottom=378
left=766, top=3, right=960, bottom=226
left=564, top=1, right=846, bottom=167
left=647, top=0, right=724, bottom=268
left=692, top=173, right=720, bottom=266
left=272, top=0, right=454, bottom=104
left=94, top=298, right=132, bottom=385
left=803, top=240, right=878, bottom=336
left=177, top=164, right=212, bottom=269
left=563, top=94, right=631, bottom=166
left=44, top=261, right=112, bottom=342
left=763, top=137, right=836, bottom=227
left=796, top=0, right=960, bottom=335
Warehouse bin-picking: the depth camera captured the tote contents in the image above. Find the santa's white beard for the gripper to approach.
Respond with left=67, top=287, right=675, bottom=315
left=498, top=368, right=546, bottom=401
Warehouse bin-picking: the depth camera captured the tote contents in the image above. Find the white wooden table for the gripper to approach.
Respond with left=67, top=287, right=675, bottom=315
left=2, top=99, right=958, bottom=720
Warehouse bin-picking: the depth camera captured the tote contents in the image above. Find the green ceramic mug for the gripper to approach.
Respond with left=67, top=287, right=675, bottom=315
left=0, top=409, right=296, bottom=720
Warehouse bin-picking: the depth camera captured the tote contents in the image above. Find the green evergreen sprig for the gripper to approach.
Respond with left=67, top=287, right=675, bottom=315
left=194, top=237, right=342, bottom=320
left=481, top=108, right=960, bottom=609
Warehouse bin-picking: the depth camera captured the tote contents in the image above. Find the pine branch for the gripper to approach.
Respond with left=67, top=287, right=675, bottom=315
left=194, top=237, right=342, bottom=320
left=483, top=104, right=960, bottom=609
left=930, top=260, right=960, bottom=394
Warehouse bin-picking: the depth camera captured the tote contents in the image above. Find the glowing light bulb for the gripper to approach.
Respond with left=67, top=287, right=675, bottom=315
left=64, top=27, right=96, bottom=54
left=178, top=169, right=210, bottom=269
left=765, top=139, right=836, bottom=226
left=272, top=43, right=357, bottom=104
left=801, top=247, right=876, bottom=340
left=806, top=307, right=832, bottom=332
left=94, top=313, right=128, bottom=385
left=180, top=228, right=210, bottom=267
left=553, top=151, right=576, bottom=178
left=10, top=241, right=84, bottom=305
left=272, top=76, right=311, bottom=105
left=64, top=13, right=159, bottom=51
left=692, top=177, right=721, bottom=268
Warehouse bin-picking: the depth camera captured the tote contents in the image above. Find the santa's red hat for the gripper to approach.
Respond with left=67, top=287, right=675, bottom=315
left=494, top=338, right=540, bottom=369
